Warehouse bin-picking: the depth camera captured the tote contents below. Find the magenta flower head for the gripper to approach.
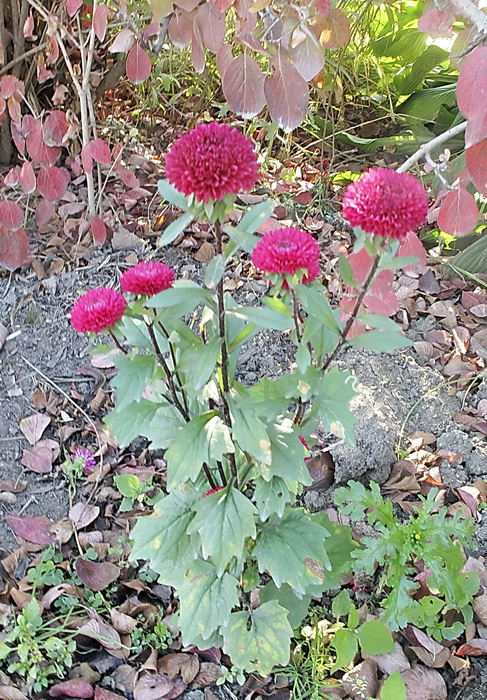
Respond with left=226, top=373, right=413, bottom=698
left=71, top=447, right=96, bottom=476
left=342, top=168, right=428, bottom=241
left=165, top=122, right=259, bottom=203
left=251, top=227, right=320, bottom=285
left=121, top=261, right=175, bottom=296
left=70, top=287, right=126, bottom=333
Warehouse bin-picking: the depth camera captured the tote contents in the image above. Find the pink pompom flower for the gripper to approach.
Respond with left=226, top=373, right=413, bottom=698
left=342, top=168, right=428, bottom=241
left=121, top=261, right=175, bottom=296
left=251, top=227, right=320, bottom=284
left=70, top=287, right=126, bottom=333
left=165, top=122, right=259, bottom=203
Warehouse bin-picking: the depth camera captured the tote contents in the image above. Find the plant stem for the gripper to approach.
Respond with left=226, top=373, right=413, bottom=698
left=214, top=219, right=239, bottom=486
left=108, top=329, right=126, bottom=354
left=322, top=252, right=381, bottom=372
left=291, top=288, right=303, bottom=343
left=145, top=321, right=190, bottom=421
left=397, top=122, right=466, bottom=174
left=202, top=463, right=217, bottom=489
left=152, top=311, right=190, bottom=416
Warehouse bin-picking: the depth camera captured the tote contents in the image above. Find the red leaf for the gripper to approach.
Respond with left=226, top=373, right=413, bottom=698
left=89, top=139, right=111, bottom=165
left=0, top=75, right=17, bottom=99
left=196, top=3, right=225, bottom=53
left=26, top=120, right=61, bottom=165
left=91, top=215, right=107, bottom=245
left=46, top=35, right=60, bottom=65
left=7, top=96, right=22, bottom=125
left=457, top=46, right=487, bottom=120
left=42, top=110, right=69, bottom=147
left=109, top=29, right=136, bottom=54
left=19, top=161, right=36, bottom=194
left=347, top=246, right=373, bottom=285
left=456, top=638, right=487, bottom=656
left=11, top=120, right=25, bottom=155
left=316, top=0, right=330, bottom=15
left=75, top=558, right=120, bottom=591
left=36, top=198, right=55, bottom=227
left=49, top=680, right=94, bottom=698
left=437, top=188, right=478, bottom=236
left=37, top=165, right=70, bottom=202
left=168, top=11, right=194, bottom=48
left=5, top=514, right=56, bottom=545
left=126, top=43, right=152, bottom=84
left=364, top=270, right=398, bottom=316
left=222, top=54, right=266, bottom=119
left=290, top=31, right=324, bottom=81
left=397, top=231, right=427, bottom=269
left=466, top=141, right=487, bottom=197
left=264, top=54, right=309, bottom=132
left=23, top=11, right=36, bottom=39
left=0, top=226, right=30, bottom=270
left=4, top=167, right=20, bottom=187
left=143, top=22, right=160, bottom=41
left=66, top=0, right=83, bottom=16
left=94, top=689, right=125, bottom=700
left=21, top=439, right=59, bottom=474
left=94, top=4, right=110, bottom=42
left=175, top=0, right=200, bottom=10
left=418, top=8, right=454, bottom=38
left=0, top=201, right=23, bottom=229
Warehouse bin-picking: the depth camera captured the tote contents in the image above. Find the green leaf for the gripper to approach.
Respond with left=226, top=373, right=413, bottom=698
left=332, top=589, right=352, bottom=619
left=222, top=601, right=292, bottom=674
left=265, top=419, right=311, bottom=485
left=157, top=179, right=189, bottom=209
left=348, top=330, right=412, bottom=352
left=143, top=404, right=185, bottom=449
left=330, top=628, right=358, bottom=673
left=0, top=643, right=12, bottom=661
left=188, top=487, right=257, bottom=575
left=165, top=411, right=218, bottom=487
left=379, top=255, right=420, bottom=270
left=259, top=581, right=311, bottom=629
left=355, top=314, right=404, bottom=331
left=398, top=84, right=457, bottom=121
left=158, top=211, right=195, bottom=246
left=230, top=401, right=272, bottom=465
left=312, top=513, right=357, bottom=590
left=239, top=200, right=275, bottom=235
left=339, top=254, right=359, bottom=287
left=451, top=233, right=487, bottom=275
left=204, top=254, right=226, bottom=289
left=296, top=342, right=311, bottom=372
left=129, top=486, right=201, bottom=585
left=225, top=224, right=260, bottom=254
left=379, top=671, right=406, bottom=700
left=104, top=399, right=160, bottom=447
left=254, top=509, right=330, bottom=595
left=393, top=45, right=448, bottom=95
left=111, top=354, right=156, bottom=409
left=314, top=366, right=358, bottom=444
left=178, top=560, right=239, bottom=643
left=295, top=284, right=341, bottom=333
left=357, top=620, right=395, bottom=656
left=206, top=415, right=235, bottom=461
left=242, top=562, right=260, bottom=593
left=179, top=337, right=222, bottom=391
left=147, top=280, right=215, bottom=315
left=228, top=305, right=292, bottom=331
left=114, top=474, right=141, bottom=499
left=254, top=476, right=295, bottom=521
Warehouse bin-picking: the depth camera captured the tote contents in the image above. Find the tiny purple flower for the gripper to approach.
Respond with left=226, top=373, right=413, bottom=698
left=71, top=447, right=96, bottom=475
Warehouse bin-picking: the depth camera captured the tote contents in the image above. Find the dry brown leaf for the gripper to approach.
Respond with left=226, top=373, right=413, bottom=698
left=456, top=638, right=487, bottom=656
left=342, top=659, right=378, bottom=699
left=362, top=641, right=410, bottom=674
left=5, top=515, right=56, bottom=546
left=69, top=502, right=100, bottom=529
left=411, top=645, right=450, bottom=668
left=21, top=438, right=59, bottom=474
left=19, top=412, right=51, bottom=445
left=110, top=608, right=138, bottom=635
left=474, top=595, right=487, bottom=625
left=191, top=662, right=222, bottom=688
left=193, top=241, right=215, bottom=263
left=42, top=583, right=78, bottom=609
left=78, top=617, right=126, bottom=658
left=402, top=665, right=447, bottom=699
left=0, top=687, right=30, bottom=700
left=75, top=558, right=120, bottom=592
left=133, top=673, right=186, bottom=700
left=158, top=653, right=199, bottom=684
left=0, top=479, right=27, bottom=493
left=413, top=341, right=438, bottom=358
left=452, top=326, right=470, bottom=354
left=94, top=689, right=125, bottom=700
left=304, top=451, right=335, bottom=492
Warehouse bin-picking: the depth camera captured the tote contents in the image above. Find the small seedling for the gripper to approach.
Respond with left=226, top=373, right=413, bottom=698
left=114, top=473, right=154, bottom=511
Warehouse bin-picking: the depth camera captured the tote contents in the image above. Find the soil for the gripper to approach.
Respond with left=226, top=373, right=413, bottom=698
left=1, top=244, right=487, bottom=699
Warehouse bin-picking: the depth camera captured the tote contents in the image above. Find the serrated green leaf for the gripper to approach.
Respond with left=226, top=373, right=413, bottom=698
left=332, top=589, right=352, bottom=619
left=188, top=487, right=257, bottom=575
left=330, top=628, right=358, bottom=673
left=228, top=304, right=292, bottom=331
left=348, top=330, right=412, bottom=353
left=264, top=419, right=311, bottom=485
left=143, top=404, right=184, bottom=449
left=254, top=509, right=330, bottom=595
left=129, top=486, right=201, bottom=585
left=311, top=513, right=357, bottom=590
left=222, top=600, right=292, bottom=674
left=295, top=284, right=342, bottom=333
left=259, top=581, right=311, bottom=629
left=158, top=211, right=195, bottom=245
left=314, top=366, right=358, bottom=444
left=165, top=411, right=218, bottom=487
left=379, top=670, right=406, bottom=700
left=111, top=354, right=156, bottom=409
left=254, top=476, right=295, bottom=521
left=104, top=399, right=161, bottom=447
left=178, top=560, right=239, bottom=643
left=230, top=401, right=272, bottom=465
left=357, top=620, right=395, bottom=655
left=179, top=336, right=222, bottom=391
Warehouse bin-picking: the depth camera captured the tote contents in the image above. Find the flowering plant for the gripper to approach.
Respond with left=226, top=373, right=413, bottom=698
left=72, top=124, right=428, bottom=675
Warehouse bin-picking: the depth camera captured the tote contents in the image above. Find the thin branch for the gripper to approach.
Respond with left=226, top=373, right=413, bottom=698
left=452, top=0, right=487, bottom=33
left=0, top=43, right=47, bottom=77
left=397, top=121, right=467, bottom=174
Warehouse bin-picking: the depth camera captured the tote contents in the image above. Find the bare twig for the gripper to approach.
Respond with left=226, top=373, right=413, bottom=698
left=396, top=121, right=467, bottom=174
left=452, top=0, right=487, bottom=33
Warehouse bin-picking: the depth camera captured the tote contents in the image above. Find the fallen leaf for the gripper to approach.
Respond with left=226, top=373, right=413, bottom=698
left=75, top=558, right=120, bottom=591
left=456, top=638, right=487, bottom=656
left=78, top=617, right=125, bottom=657
left=411, top=645, right=450, bottom=668
left=342, top=659, right=378, bottom=699
left=304, top=451, right=335, bottom=492
left=0, top=479, right=27, bottom=493
left=191, top=662, right=222, bottom=688
left=69, top=503, right=100, bottom=529
left=362, top=641, right=410, bottom=674
left=94, top=689, right=125, bottom=700
left=474, top=595, right=487, bottom=625
left=110, top=608, right=138, bottom=634
left=19, top=412, right=51, bottom=445
left=48, top=680, right=94, bottom=697
left=5, top=515, right=56, bottom=545
left=42, top=583, right=78, bottom=609
left=193, top=241, right=215, bottom=263
left=401, top=665, right=447, bottom=699
left=133, top=673, right=186, bottom=700
left=21, top=438, right=59, bottom=473
left=0, top=688, right=30, bottom=700
left=158, top=653, right=199, bottom=684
